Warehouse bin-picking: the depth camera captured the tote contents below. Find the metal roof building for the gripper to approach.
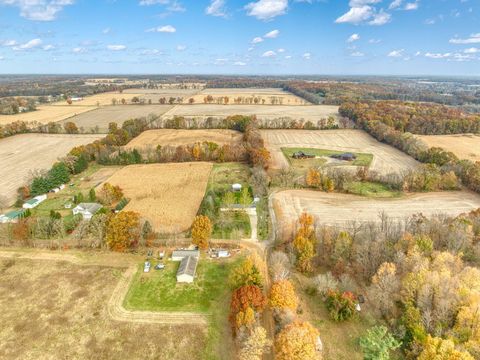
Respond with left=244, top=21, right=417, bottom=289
left=176, top=256, right=198, bottom=283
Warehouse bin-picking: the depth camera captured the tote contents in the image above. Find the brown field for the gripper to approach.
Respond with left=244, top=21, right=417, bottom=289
left=273, top=190, right=480, bottom=238
left=0, top=105, right=97, bottom=125
left=125, top=129, right=243, bottom=151
left=61, top=105, right=174, bottom=133
left=0, top=258, right=205, bottom=360
left=190, top=87, right=308, bottom=105
left=51, top=92, right=145, bottom=106
left=123, top=88, right=201, bottom=101
left=418, top=134, right=480, bottom=161
left=103, top=163, right=213, bottom=233
left=261, top=129, right=419, bottom=176
left=162, top=104, right=339, bottom=121
left=0, top=133, right=104, bottom=204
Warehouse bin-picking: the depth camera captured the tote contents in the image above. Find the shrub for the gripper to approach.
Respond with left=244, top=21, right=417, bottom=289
left=359, top=326, right=400, bottom=360
left=325, top=289, right=357, bottom=322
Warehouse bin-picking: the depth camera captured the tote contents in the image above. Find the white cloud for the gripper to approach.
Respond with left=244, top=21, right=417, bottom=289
left=277, top=48, right=285, bottom=53
left=0, top=0, right=74, bottom=21
left=245, top=0, right=288, bottom=20
left=351, top=51, right=365, bottom=56
left=369, top=10, right=391, bottom=25
left=234, top=61, right=247, bottom=66
left=264, top=29, right=280, bottom=38
left=336, top=6, right=373, bottom=24
left=388, top=49, right=404, bottom=57
left=176, top=44, right=186, bottom=51
left=107, top=44, right=126, bottom=51
left=389, top=0, right=402, bottom=10
left=103, top=27, right=111, bottom=34
left=303, top=52, right=311, bottom=59
left=72, top=47, right=86, bottom=53
left=464, top=47, right=480, bottom=54
left=0, top=56, right=4, bottom=60
left=368, top=38, right=381, bottom=44
left=404, top=2, right=418, bottom=11
left=414, top=51, right=421, bottom=56
left=261, top=50, right=276, bottom=57
left=450, top=33, right=480, bottom=44
left=147, top=25, right=177, bottom=33
left=141, top=49, right=162, bottom=55
left=425, top=52, right=451, bottom=59
left=252, top=37, right=264, bottom=44
left=347, top=33, right=360, bottom=42
left=205, top=0, right=227, bottom=17
left=13, top=38, right=42, bottom=51
left=0, top=40, right=17, bottom=47
left=43, top=44, right=54, bottom=50
left=285, top=55, right=292, bottom=59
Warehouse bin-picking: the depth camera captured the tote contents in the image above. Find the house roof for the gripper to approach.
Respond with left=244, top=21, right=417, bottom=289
left=24, top=198, right=39, bottom=205
left=5, top=210, right=24, bottom=219
left=177, top=256, right=198, bottom=278
left=76, top=203, right=102, bottom=213
left=172, top=250, right=200, bottom=258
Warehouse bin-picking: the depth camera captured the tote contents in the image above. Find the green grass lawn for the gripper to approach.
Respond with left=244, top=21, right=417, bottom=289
left=207, top=162, right=251, bottom=193
left=212, top=210, right=251, bottom=240
left=124, top=258, right=235, bottom=313
left=344, top=181, right=402, bottom=198
left=282, top=147, right=373, bottom=168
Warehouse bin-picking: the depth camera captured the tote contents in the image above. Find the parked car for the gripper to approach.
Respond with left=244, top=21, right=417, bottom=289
left=144, top=261, right=151, bottom=273
left=155, top=263, right=165, bottom=270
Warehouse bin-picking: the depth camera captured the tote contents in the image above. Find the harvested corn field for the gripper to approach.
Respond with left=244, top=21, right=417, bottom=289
left=0, top=133, right=104, bottom=204
left=103, top=163, right=213, bottom=233
left=0, top=105, right=97, bottom=125
left=261, top=129, right=419, bottom=176
left=417, top=133, right=480, bottom=162
left=51, top=92, right=145, bottom=106
left=124, top=129, right=243, bottom=151
left=161, top=104, right=339, bottom=122
left=273, top=190, right=480, bottom=239
left=190, top=88, right=308, bottom=105
left=61, top=105, right=173, bottom=133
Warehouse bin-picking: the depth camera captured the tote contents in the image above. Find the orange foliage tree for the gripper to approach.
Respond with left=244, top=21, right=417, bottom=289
left=293, top=213, right=317, bottom=273
left=191, top=215, right=212, bottom=250
left=98, top=183, right=123, bottom=206
left=229, top=284, right=267, bottom=334
left=105, top=211, right=140, bottom=252
left=275, top=321, right=320, bottom=360
left=270, top=280, right=298, bottom=311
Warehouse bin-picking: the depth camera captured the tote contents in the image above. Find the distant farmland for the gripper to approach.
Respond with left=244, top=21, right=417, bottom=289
left=0, top=105, right=97, bottom=126
left=417, top=133, right=480, bottom=162
left=63, top=105, right=173, bottom=133
left=190, top=88, right=308, bottom=105
left=0, top=134, right=103, bottom=204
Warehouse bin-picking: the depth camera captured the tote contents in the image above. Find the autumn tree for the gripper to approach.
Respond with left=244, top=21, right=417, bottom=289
left=229, top=255, right=264, bottom=289
left=191, top=215, right=212, bottom=250
left=275, top=321, right=321, bottom=360
left=64, top=121, right=79, bottom=134
left=230, top=285, right=267, bottom=334
left=418, top=336, right=474, bottom=360
left=306, top=168, right=321, bottom=188
left=368, top=262, right=400, bottom=319
left=293, top=213, right=317, bottom=273
left=98, top=183, right=123, bottom=206
left=270, top=280, right=298, bottom=311
left=238, top=326, right=271, bottom=360
left=105, top=211, right=140, bottom=252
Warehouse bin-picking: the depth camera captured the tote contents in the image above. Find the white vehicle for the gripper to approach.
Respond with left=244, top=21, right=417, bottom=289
left=144, top=261, right=151, bottom=273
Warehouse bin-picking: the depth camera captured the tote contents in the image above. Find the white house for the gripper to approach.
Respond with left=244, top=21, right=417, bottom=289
left=73, top=203, right=102, bottom=220
left=232, top=183, right=242, bottom=192
left=22, top=194, right=47, bottom=209
left=176, top=256, right=198, bottom=283
left=171, top=249, right=200, bottom=262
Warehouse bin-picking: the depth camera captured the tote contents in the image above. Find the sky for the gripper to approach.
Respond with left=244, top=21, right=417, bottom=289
left=0, top=0, right=479, bottom=76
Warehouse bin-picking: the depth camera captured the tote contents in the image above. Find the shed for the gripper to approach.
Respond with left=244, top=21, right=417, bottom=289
left=22, top=194, right=47, bottom=209
left=176, top=256, right=198, bottom=283
left=73, top=203, right=102, bottom=220
left=171, top=249, right=200, bottom=262
left=217, top=249, right=230, bottom=258
left=0, top=210, right=25, bottom=223
left=332, top=152, right=357, bottom=161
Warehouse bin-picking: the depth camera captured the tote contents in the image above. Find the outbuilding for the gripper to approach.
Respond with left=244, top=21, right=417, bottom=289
left=73, top=203, right=102, bottom=220
left=0, top=210, right=25, bottom=223
left=232, top=183, right=242, bottom=192
left=22, top=194, right=47, bottom=209
left=176, top=256, right=198, bottom=283
left=171, top=249, right=200, bottom=261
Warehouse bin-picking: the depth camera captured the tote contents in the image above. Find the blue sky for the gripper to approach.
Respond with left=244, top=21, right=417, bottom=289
left=0, top=0, right=478, bottom=75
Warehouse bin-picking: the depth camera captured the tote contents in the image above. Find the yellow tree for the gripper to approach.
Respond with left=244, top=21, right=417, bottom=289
left=418, top=336, right=474, bottom=360
left=306, top=168, right=321, bottom=188
left=229, top=255, right=263, bottom=289
left=238, top=326, right=271, bottom=360
left=270, top=280, right=298, bottom=311
left=275, top=321, right=321, bottom=360
left=191, top=215, right=212, bottom=250
left=106, top=211, right=140, bottom=252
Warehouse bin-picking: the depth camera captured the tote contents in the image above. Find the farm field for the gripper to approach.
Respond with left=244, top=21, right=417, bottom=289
left=418, top=133, right=480, bottom=161
left=273, top=190, right=480, bottom=237
left=61, top=105, right=173, bottom=133
left=0, top=257, right=205, bottom=360
left=261, top=129, right=419, bottom=175
left=0, top=105, right=96, bottom=125
left=103, top=163, right=213, bottom=233
left=191, top=87, right=308, bottom=105
left=161, top=104, right=339, bottom=122
left=0, top=133, right=104, bottom=204
left=124, top=129, right=243, bottom=151
left=123, top=88, right=200, bottom=101
left=51, top=91, right=145, bottom=106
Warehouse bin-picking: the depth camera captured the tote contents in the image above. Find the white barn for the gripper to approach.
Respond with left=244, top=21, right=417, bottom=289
left=73, top=203, right=102, bottom=220
left=22, top=194, right=47, bottom=209
left=176, top=256, right=198, bottom=283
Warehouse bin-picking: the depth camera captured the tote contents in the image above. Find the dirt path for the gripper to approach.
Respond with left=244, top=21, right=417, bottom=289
left=245, top=207, right=258, bottom=242
left=0, top=249, right=208, bottom=325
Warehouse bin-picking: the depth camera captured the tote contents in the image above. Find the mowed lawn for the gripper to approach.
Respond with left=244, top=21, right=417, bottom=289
left=282, top=147, right=373, bottom=168
left=124, top=259, right=235, bottom=313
